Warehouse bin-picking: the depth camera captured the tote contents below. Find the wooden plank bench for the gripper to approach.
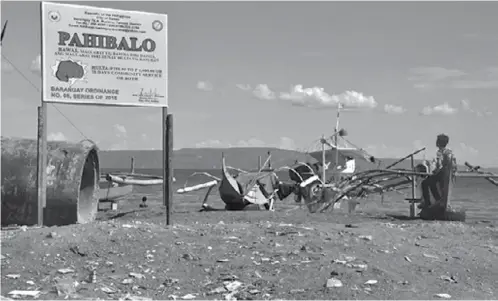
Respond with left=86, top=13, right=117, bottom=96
left=405, top=197, right=422, bottom=218
left=98, top=199, right=119, bottom=211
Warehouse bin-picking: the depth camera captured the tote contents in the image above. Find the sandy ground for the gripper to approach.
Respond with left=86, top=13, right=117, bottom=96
left=1, top=192, right=497, bottom=300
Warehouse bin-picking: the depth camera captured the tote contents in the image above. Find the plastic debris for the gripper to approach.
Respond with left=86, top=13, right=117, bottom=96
left=181, top=294, right=196, bottom=300
left=435, top=293, right=452, bottom=299
left=359, top=235, right=373, bottom=241
left=57, top=268, right=75, bottom=274
left=440, top=276, right=457, bottom=283
left=129, top=272, right=145, bottom=279
left=7, top=291, right=40, bottom=298
left=224, top=280, right=242, bottom=292
left=217, top=259, right=229, bottom=263
left=100, top=286, right=117, bottom=294
left=364, top=280, right=378, bottom=285
left=122, top=278, right=134, bottom=285
left=423, top=253, right=439, bottom=260
left=326, top=278, right=343, bottom=288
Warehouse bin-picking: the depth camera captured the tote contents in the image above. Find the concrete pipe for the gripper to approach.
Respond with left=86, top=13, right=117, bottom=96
left=1, top=137, right=100, bottom=226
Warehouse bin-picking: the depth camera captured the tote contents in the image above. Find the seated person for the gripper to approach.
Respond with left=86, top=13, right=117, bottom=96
left=419, top=134, right=457, bottom=209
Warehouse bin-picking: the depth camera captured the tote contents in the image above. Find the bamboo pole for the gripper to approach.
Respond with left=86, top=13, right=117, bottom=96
left=464, top=162, right=498, bottom=185
left=386, top=147, right=426, bottom=169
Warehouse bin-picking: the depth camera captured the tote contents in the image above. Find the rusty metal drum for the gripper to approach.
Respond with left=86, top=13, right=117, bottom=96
left=1, top=137, right=100, bottom=226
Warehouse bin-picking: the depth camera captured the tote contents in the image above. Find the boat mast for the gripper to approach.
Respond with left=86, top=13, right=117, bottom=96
left=320, top=102, right=342, bottom=185
left=333, top=102, right=342, bottom=182
left=321, top=134, right=326, bottom=184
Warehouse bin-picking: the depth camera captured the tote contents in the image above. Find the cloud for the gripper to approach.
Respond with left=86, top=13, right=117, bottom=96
left=410, top=66, right=498, bottom=90
left=383, top=104, right=406, bottom=114
left=450, top=79, right=498, bottom=89
left=409, top=66, right=466, bottom=82
left=458, top=142, right=479, bottom=157
left=408, top=67, right=466, bottom=89
left=278, top=137, right=296, bottom=150
left=1, top=57, right=14, bottom=73
left=280, top=85, right=377, bottom=109
left=460, top=99, right=493, bottom=117
left=420, top=102, right=458, bottom=116
left=252, top=84, right=276, bottom=100
left=31, top=54, right=41, bottom=74
left=236, top=84, right=252, bottom=91
left=141, top=133, right=148, bottom=141
left=461, top=99, right=471, bottom=111
left=47, top=132, right=67, bottom=141
left=365, top=141, right=423, bottom=159
left=194, top=137, right=297, bottom=150
left=113, top=124, right=127, bottom=136
left=196, top=81, right=213, bottom=91
left=194, top=138, right=265, bottom=148
left=195, top=139, right=226, bottom=148
left=235, top=138, right=267, bottom=147
left=107, top=124, right=128, bottom=149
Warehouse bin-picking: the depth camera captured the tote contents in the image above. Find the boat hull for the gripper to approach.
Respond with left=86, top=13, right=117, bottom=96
left=99, top=178, right=133, bottom=201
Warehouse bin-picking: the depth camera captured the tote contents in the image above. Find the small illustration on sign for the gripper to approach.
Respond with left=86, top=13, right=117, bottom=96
left=51, top=58, right=87, bottom=86
left=48, top=11, right=61, bottom=22
left=152, top=20, right=164, bottom=32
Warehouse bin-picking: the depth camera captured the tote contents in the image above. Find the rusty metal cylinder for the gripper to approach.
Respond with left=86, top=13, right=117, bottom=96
left=1, top=137, right=100, bottom=226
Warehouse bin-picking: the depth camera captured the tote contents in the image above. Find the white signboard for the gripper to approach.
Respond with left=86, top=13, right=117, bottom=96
left=41, top=2, right=168, bottom=107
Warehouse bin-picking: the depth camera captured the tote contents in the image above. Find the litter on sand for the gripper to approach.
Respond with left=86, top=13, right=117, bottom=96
left=326, top=278, right=343, bottom=288
left=435, top=293, right=452, bottom=299
left=7, top=291, right=40, bottom=297
left=364, top=280, right=378, bottom=285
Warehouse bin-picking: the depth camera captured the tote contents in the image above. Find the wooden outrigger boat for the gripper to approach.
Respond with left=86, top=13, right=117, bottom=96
left=99, top=157, right=171, bottom=210
left=177, top=153, right=287, bottom=211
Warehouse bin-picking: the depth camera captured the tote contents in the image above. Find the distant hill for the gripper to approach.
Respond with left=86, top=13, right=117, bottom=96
left=98, top=147, right=482, bottom=172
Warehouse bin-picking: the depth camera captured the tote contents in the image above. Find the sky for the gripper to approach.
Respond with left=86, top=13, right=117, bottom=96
left=1, top=1, right=498, bottom=166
